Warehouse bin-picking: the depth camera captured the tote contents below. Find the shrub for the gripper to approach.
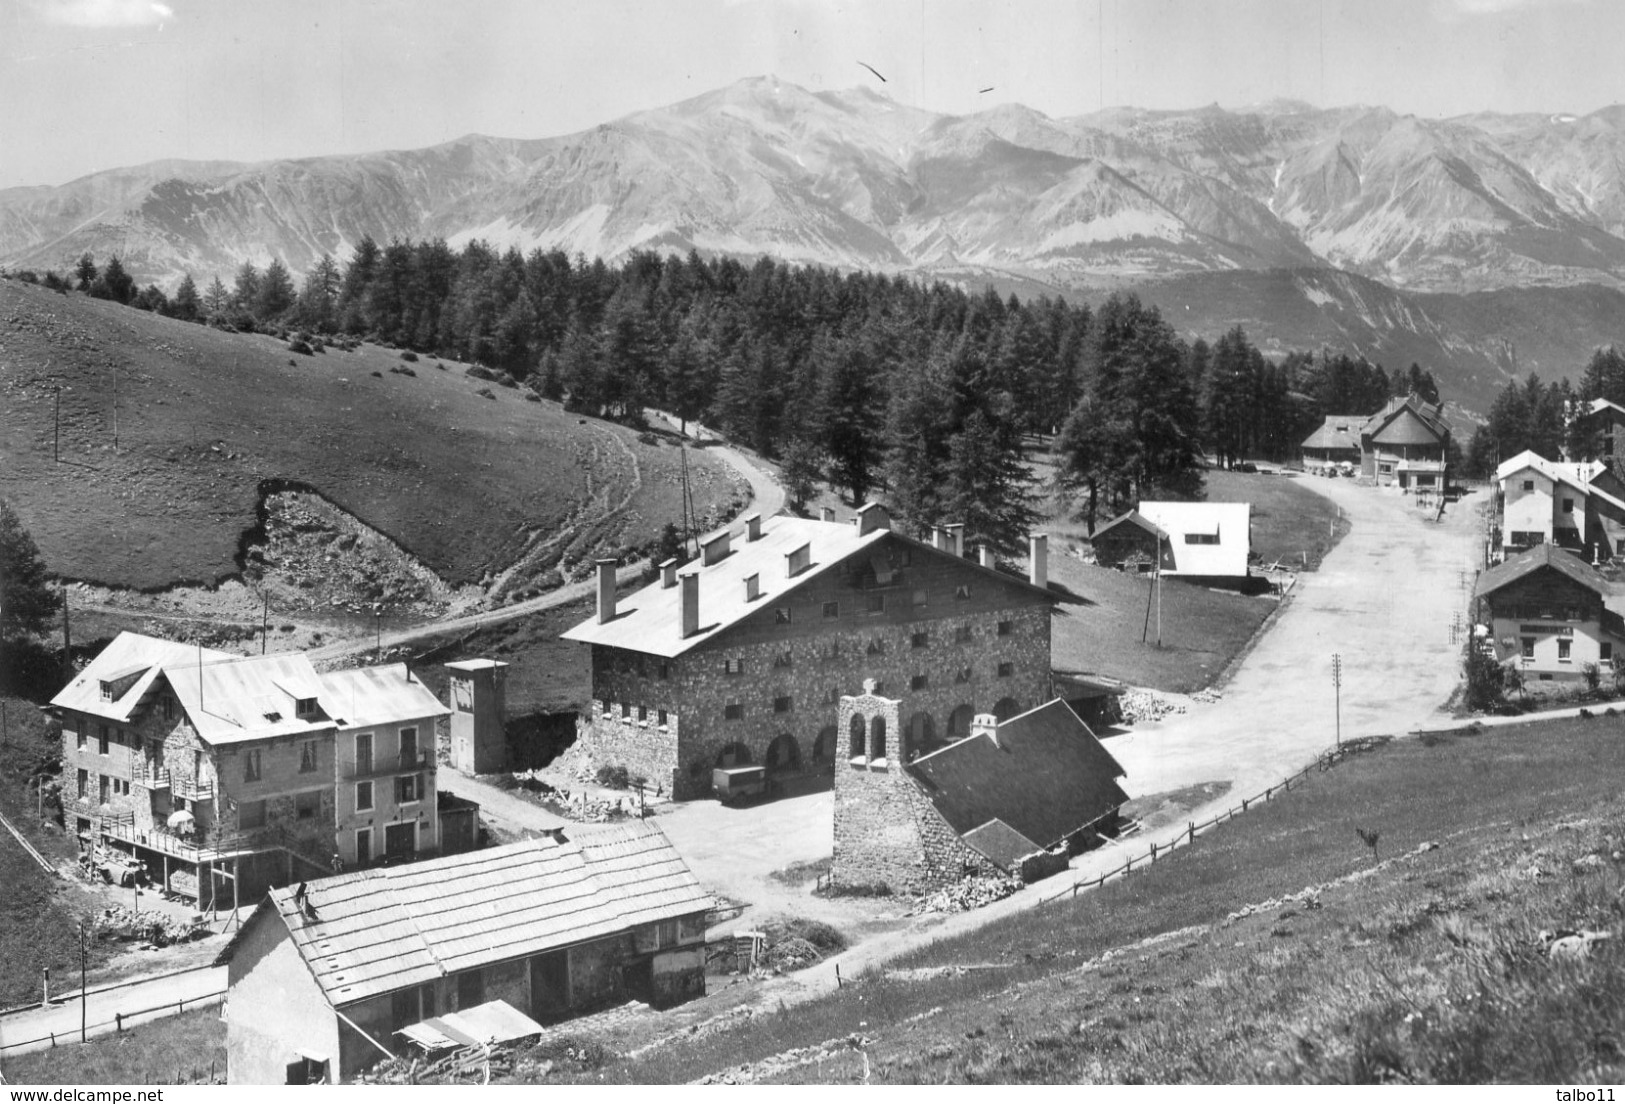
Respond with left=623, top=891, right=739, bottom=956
left=287, top=339, right=313, bottom=356
left=371, top=370, right=383, bottom=378
left=595, top=763, right=631, bottom=790
left=466, top=365, right=500, bottom=382
left=399, top=350, right=419, bottom=362
left=1461, top=638, right=1506, bottom=711
left=476, top=387, right=495, bottom=400
left=1583, top=662, right=1602, bottom=693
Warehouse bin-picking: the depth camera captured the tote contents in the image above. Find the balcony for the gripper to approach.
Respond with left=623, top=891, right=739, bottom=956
left=132, top=764, right=171, bottom=791
left=339, top=748, right=433, bottom=781
left=99, top=814, right=250, bottom=862
left=172, top=776, right=215, bottom=802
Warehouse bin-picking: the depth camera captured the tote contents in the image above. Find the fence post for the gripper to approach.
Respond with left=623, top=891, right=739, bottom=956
left=116, top=1012, right=122, bottom=1032
left=835, top=964, right=841, bottom=989
left=1125, top=855, right=1132, bottom=875
left=1188, top=821, right=1195, bottom=845
left=1242, top=798, right=1250, bottom=812
left=1151, top=842, right=1157, bottom=863
left=1266, top=787, right=1273, bottom=800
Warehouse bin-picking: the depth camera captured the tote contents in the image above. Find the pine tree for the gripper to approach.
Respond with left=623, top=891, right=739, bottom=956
left=781, top=435, right=825, bottom=511
left=0, top=500, right=61, bottom=640
left=171, top=273, right=201, bottom=323
left=232, top=262, right=262, bottom=313
left=91, top=256, right=135, bottom=305
left=816, top=335, right=882, bottom=504
left=202, top=275, right=230, bottom=319
left=338, top=235, right=380, bottom=333
left=941, top=408, right=1038, bottom=556
left=74, top=253, right=97, bottom=292
left=255, top=259, right=296, bottom=321
left=294, top=254, right=341, bottom=332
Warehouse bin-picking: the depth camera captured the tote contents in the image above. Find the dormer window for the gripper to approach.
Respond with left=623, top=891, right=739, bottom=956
left=99, top=682, right=115, bottom=702
left=295, top=697, right=318, bottom=718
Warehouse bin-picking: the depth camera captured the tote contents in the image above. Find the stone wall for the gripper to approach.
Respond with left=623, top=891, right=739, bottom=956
left=583, top=601, right=1051, bottom=801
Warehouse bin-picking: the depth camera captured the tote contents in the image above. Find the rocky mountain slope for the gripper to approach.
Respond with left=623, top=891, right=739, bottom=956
left=9, top=77, right=1625, bottom=298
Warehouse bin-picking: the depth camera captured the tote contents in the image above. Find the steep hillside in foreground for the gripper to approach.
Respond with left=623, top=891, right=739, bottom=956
left=0, top=279, right=742, bottom=591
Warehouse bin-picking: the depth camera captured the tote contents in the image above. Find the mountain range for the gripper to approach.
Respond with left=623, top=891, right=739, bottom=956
left=8, top=76, right=1625, bottom=414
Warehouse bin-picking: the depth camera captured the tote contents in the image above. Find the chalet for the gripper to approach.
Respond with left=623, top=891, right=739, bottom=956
left=222, top=822, right=711, bottom=1084
left=53, top=633, right=453, bottom=909
left=1493, top=450, right=1625, bottom=562
left=1360, top=396, right=1451, bottom=490
left=1474, top=543, right=1625, bottom=683
left=1300, top=415, right=1364, bottom=473
left=1092, top=502, right=1251, bottom=580
left=832, top=690, right=1126, bottom=894
left=561, top=506, right=1057, bottom=800
left=1573, top=397, right=1625, bottom=464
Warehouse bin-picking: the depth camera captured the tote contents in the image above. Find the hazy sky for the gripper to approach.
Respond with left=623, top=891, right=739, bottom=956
left=0, top=0, right=1619, bottom=189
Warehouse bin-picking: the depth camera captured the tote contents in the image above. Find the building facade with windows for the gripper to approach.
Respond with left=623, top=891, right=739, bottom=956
left=561, top=508, right=1056, bottom=800
left=1494, top=450, right=1625, bottom=563
left=1360, top=396, right=1452, bottom=490
left=52, top=633, right=450, bottom=909
left=1474, top=544, right=1625, bottom=683
left=1091, top=502, right=1251, bottom=580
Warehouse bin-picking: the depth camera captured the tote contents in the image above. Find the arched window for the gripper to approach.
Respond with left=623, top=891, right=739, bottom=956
left=765, top=734, right=800, bottom=771
left=993, top=697, right=1021, bottom=723
left=947, top=704, right=975, bottom=739
left=907, top=711, right=935, bottom=757
left=814, top=726, right=837, bottom=763
left=870, top=716, right=888, bottom=761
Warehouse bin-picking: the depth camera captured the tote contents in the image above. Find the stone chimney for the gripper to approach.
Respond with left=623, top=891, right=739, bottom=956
left=660, top=557, right=679, bottom=589
left=971, top=712, right=1000, bottom=747
left=979, top=543, right=995, bottom=568
left=701, top=529, right=731, bottom=566
left=946, top=523, right=965, bottom=558
left=744, top=573, right=760, bottom=601
left=680, top=572, right=699, bottom=638
left=1029, top=533, right=1048, bottom=590
left=856, top=502, right=891, bottom=536
left=596, top=558, right=617, bottom=624
left=820, top=506, right=835, bottom=523
left=744, top=513, right=762, bottom=542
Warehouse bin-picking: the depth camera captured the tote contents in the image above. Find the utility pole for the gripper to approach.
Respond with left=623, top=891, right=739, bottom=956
left=53, top=385, right=61, bottom=463
left=1155, top=535, right=1163, bottom=649
left=261, top=593, right=269, bottom=655
left=112, top=360, right=119, bottom=452
left=79, top=922, right=88, bottom=1042
left=1332, top=653, right=1343, bottom=749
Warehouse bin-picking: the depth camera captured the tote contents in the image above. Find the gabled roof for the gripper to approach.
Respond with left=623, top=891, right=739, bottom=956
left=1363, top=395, right=1449, bottom=442
left=907, top=699, right=1127, bottom=861
left=1494, top=451, right=1625, bottom=514
left=1301, top=414, right=1364, bottom=451
left=561, top=514, right=1053, bottom=658
left=50, top=632, right=235, bottom=723
left=1586, top=397, right=1625, bottom=420
left=164, top=652, right=336, bottom=746
left=1475, top=543, right=1610, bottom=601
left=960, top=818, right=1043, bottom=870
left=1092, top=510, right=1168, bottom=543
left=1137, top=501, right=1249, bottom=539
left=318, top=664, right=449, bottom=729
left=264, top=822, right=711, bottom=1007
left=1370, top=407, right=1449, bottom=447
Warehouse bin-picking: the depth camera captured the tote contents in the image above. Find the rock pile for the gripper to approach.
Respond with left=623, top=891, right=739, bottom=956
left=916, top=874, right=1023, bottom=914
left=1118, top=689, right=1188, bottom=724
left=95, top=905, right=209, bottom=947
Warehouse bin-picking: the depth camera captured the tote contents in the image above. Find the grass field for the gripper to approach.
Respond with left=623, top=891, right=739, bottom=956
left=548, top=715, right=1625, bottom=1084
left=0, top=279, right=742, bottom=590
left=0, top=1007, right=224, bottom=1085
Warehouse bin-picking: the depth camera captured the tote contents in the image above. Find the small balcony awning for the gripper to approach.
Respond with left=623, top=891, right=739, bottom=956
left=395, top=1000, right=544, bottom=1052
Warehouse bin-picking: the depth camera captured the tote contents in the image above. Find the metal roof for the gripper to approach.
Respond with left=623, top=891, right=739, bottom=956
left=1300, top=414, right=1365, bottom=452
left=166, top=653, right=337, bottom=746
left=960, top=818, right=1043, bottom=870
left=1092, top=510, right=1168, bottom=543
left=50, top=632, right=235, bottom=723
left=397, top=1000, right=544, bottom=1051
left=1475, top=542, right=1610, bottom=601
left=269, top=822, right=712, bottom=1008
left=1364, top=397, right=1449, bottom=445
left=1135, top=502, right=1251, bottom=577
left=319, top=664, right=449, bottom=729
left=444, top=659, right=508, bottom=672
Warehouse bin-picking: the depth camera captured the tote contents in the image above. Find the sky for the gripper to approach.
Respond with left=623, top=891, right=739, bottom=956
left=0, top=0, right=1621, bottom=189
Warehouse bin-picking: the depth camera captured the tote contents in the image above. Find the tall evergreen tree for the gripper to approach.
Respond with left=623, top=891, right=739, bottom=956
left=0, top=500, right=61, bottom=640
left=74, top=253, right=97, bottom=292
left=170, top=273, right=201, bottom=323
left=254, top=258, right=297, bottom=321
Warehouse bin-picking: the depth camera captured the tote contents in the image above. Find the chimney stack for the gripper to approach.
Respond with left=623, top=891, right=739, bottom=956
left=820, top=506, right=835, bottom=523
left=1029, top=533, right=1048, bottom=590
left=979, top=543, right=995, bottom=569
left=744, top=513, right=762, bottom=542
left=744, top=573, right=760, bottom=602
left=701, top=529, right=731, bottom=566
left=680, top=572, right=699, bottom=638
left=971, top=712, right=1000, bottom=747
left=947, top=523, right=965, bottom=558
left=596, top=558, right=617, bottom=624
left=931, top=527, right=946, bottom=551
left=660, top=557, right=679, bottom=589
left=856, top=502, right=891, bottom=536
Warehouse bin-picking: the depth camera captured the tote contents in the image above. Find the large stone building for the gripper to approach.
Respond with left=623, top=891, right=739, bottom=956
left=561, top=507, right=1056, bottom=800
left=1474, top=543, right=1625, bottom=684
left=52, top=632, right=453, bottom=909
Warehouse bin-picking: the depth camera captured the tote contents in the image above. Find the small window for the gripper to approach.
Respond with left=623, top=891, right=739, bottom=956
left=1563, top=498, right=1575, bottom=514
left=396, top=774, right=421, bottom=804
left=163, top=697, right=175, bottom=720
left=356, top=781, right=374, bottom=812
left=1558, top=639, right=1572, bottom=662
left=1603, top=642, right=1614, bottom=662
left=911, top=631, right=929, bottom=649
left=996, top=620, right=1012, bottom=637
left=296, top=697, right=319, bottom=718
left=240, top=799, right=267, bottom=830
left=775, top=607, right=793, bottom=625
left=911, top=675, right=928, bottom=691
left=98, top=726, right=110, bottom=755
left=299, top=741, right=318, bottom=774
left=724, top=703, right=744, bottom=721
left=295, top=791, right=320, bottom=820
left=955, top=666, right=972, bottom=683
left=955, top=625, right=973, bottom=644
left=99, top=683, right=114, bottom=702
left=657, top=709, right=668, bottom=727
left=774, top=696, right=792, bottom=714
left=76, top=769, right=88, bottom=798
left=955, top=585, right=971, bottom=600
left=997, top=661, right=1014, bottom=678
left=75, top=727, right=86, bottom=750
left=823, top=686, right=840, bottom=704
left=621, top=702, right=632, bottom=719
left=866, top=594, right=885, bottom=614
left=1522, top=480, right=1534, bottom=491
left=1521, top=637, right=1535, bottom=659
left=637, top=705, right=648, bottom=722
left=773, top=651, right=793, bottom=669
left=823, top=601, right=840, bottom=619
left=725, top=658, right=744, bottom=675
left=866, top=638, right=885, bottom=656
left=657, top=661, right=670, bottom=680
left=1616, top=538, right=1625, bottom=555
left=243, top=749, right=262, bottom=783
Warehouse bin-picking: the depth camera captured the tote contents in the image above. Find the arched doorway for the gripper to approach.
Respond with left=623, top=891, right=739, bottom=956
left=947, top=704, right=975, bottom=740
left=870, top=716, right=888, bottom=760
left=993, top=697, right=1021, bottom=723
left=715, top=742, right=752, bottom=768
left=907, top=711, right=936, bottom=757
left=814, top=726, right=837, bottom=763
left=849, top=714, right=867, bottom=757
left=765, top=734, right=801, bottom=772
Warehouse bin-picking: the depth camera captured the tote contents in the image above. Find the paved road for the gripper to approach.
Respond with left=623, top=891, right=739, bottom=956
left=0, top=966, right=225, bottom=1058
left=306, top=434, right=783, bottom=665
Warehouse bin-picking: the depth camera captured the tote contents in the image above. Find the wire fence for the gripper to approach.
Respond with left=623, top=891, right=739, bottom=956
left=1036, top=734, right=1394, bottom=906
left=0, top=988, right=225, bottom=1055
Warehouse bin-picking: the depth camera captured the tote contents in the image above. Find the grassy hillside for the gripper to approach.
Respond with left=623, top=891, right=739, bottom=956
left=0, top=279, right=742, bottom=590
left=560, top=715, right=1625, bottom=1084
